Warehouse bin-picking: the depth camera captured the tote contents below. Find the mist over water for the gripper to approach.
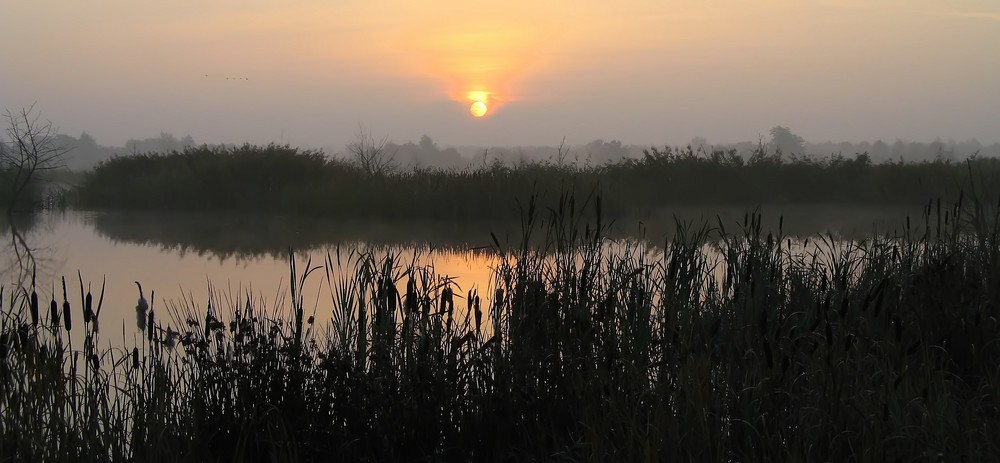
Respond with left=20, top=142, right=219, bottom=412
left=4, top=1, right=1000, bottom=460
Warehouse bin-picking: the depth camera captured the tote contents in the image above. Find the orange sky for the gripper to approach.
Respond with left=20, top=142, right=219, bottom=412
left=1, top=0, right=998, bottom=148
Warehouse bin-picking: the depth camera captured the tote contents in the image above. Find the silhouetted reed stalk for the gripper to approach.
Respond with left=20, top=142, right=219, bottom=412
left=3, top=183, right=1000, bottom=461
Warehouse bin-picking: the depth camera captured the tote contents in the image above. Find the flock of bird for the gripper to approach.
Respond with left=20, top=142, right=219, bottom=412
left=204, top=74, right=249, bottom=81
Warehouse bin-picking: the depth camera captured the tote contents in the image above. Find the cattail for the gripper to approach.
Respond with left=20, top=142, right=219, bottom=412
left=50, top=295, right=60, bottom=328
left=135, top=282, right=148, bottom=332
left=30, top=288, right=39, bottom=327
left=132, top=347, right=139, bottom=369
left=84, top=287, right=93, bottom=324
left=441, top=286, right=455, bottom=332
left=147, top=311, right=155, bottom=343
left=63, top=299, right=72, bottom=333
left=493, top=288, right=504, bottom=318
left=62, top=277, right=72, bottom=332
left=462, top=290, right=472, bottom=327
left=442, top=286, right=454, bottom=316
left=474, top=294, right=482, bottom=333
left=405, top=276, right=417, bottom=315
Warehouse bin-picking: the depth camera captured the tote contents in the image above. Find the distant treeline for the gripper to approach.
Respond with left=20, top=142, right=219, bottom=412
left=48, top=126, right=1000, bottom=171
left=73, top=143, right=1000, bottom=219
left=53, top=131, right=198, bottom=171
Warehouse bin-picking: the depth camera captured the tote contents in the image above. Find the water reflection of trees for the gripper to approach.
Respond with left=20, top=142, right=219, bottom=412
left=0, top=213, right=56, bottom=286
left=86, top=212, right=512, bottom=261
left=82, top=205, right=923, bottom=262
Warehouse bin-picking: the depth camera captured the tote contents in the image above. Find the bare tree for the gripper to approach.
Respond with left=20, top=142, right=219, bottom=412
left=347, top=125, right=396, bottom=176
left=555, top=136, right=570, bottom=168
left=2, top=104, right=68, bottom=215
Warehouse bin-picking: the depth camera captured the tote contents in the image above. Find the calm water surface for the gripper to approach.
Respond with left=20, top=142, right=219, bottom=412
left=1, top=205, right=922, bottom=347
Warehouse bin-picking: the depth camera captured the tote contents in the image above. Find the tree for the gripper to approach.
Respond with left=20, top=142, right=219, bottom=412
left=78, top=131, right=98, bottom=148
left=2, top=105, right=68, bottom=215
left=348, top=125, right=396, bottom=176
left=769, top=126, right=805, bottom=155
left=690, top=136, right=709, bottom=150
left=418, top=134, right=437, bottom=154
left=871, top=140, right=889, bottom=160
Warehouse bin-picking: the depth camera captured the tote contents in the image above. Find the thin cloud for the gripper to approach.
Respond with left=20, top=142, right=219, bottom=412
left=928, top=10, right=1000, bottom=21
left=816, top=0, right=877, bottom=10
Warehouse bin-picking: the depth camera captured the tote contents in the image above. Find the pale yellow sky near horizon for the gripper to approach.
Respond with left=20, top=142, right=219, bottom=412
left=1, top=0, right=998, bottom=148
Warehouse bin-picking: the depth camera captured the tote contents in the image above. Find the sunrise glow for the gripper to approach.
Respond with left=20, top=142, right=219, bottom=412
left=3, top=1, right=998, bottom=145
left=393, top=9, right=551, bottom=117
left=470, top=101, right=488, bottom=118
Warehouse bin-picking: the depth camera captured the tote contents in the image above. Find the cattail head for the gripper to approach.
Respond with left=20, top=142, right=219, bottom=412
left=84, top=289, right=93, bottom=324
left=147, top=311, right=155, bottom=343
left=63, top=300, right=72, bottom=333
left=136, top=307, right=147, bottom=332
left=50, top=296, right=60, bottom=328
left=441, top=286, right=454, bottom=314
left=474, top=294, right=482, bottom=332
left=204, top=302, right=213, bottom=339
left=405, top=276, right=417, bottom=315
left=30, top=289, right=39, bottom=327
left=135, top=282, right=148, bottom=332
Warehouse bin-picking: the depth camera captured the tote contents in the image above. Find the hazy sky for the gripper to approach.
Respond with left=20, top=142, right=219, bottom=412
left=2, top=0, right=998, bottom=149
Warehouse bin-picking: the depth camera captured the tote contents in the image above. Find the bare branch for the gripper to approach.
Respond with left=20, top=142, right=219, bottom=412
left=2, top=104, right=69, bottom=214
left=348, top=124, right=397, bottom=177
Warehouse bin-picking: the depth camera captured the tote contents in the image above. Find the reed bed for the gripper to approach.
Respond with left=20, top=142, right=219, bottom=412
left=74, top=143, right=1000, bottom=220
left=2, top=191, right=1000, bottom=462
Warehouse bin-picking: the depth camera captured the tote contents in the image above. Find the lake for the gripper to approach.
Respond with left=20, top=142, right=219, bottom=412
left=1, top=205, right=925, bottom=348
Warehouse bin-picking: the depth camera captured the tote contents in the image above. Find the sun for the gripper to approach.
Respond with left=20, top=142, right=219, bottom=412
left=470, top=101, right=488, bottom=118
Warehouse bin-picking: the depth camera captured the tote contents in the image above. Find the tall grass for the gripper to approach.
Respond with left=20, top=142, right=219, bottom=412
left=3, top=189, right=1000, bottom=461
left=74, top=143, right=1000, bottom=219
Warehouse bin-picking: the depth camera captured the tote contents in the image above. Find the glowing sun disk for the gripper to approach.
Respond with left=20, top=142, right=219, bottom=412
left=470, top=101, right=488, bottom=118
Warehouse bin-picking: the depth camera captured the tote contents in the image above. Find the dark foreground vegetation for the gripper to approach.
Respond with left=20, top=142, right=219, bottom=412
left=2, top=189, right=1000, bottom=462
left=73, top=143, right=1000, bottom=219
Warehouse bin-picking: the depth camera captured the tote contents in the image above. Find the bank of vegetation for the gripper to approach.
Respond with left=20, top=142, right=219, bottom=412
left=72, top=143, right=1000, bottom=219
left=2, top=191, right=999, bottom=461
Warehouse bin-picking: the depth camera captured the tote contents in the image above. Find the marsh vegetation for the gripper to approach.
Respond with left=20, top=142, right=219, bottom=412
left=2, top=189, right=999, bottom=461
left=72, top=143, right=1000, bottom=220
